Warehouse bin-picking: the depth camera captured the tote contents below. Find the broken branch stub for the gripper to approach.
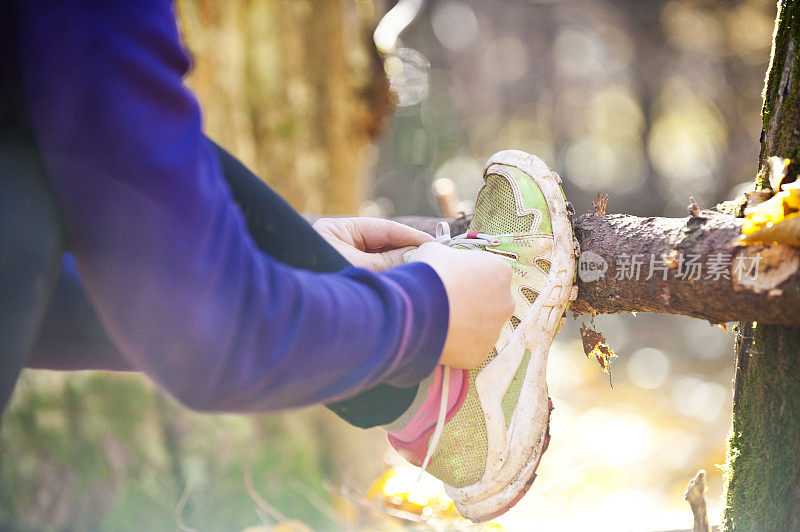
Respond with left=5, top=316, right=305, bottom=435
left=684, top=470, right=711, bottom=532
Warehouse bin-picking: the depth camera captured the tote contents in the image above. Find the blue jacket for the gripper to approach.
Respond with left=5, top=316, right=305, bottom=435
left=1, top=0, right=448, bottom=411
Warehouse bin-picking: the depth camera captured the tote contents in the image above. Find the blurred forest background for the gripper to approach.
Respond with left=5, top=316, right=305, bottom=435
left=0, top=0, right=777, bottom=530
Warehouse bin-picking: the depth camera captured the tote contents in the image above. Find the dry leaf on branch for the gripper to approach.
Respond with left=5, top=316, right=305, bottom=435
left=735, top=157, right=800, bottom=248
left=593, top=193, right=609, bottom=216
left=579, top=322, right=617, bottom=386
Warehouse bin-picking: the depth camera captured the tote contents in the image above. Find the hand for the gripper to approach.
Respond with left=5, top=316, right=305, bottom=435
left=312, top=217, right=434, bottom=272
left=409, top=242, right=514, bottom=370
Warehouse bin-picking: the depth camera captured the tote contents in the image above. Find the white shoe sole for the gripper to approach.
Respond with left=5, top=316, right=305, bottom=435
left=445, top=150, right=578, bottom=521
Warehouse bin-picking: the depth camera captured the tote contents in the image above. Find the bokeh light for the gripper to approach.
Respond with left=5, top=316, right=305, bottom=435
left=483, top=37, right=529, bottom=84
left=671, top=376, right=730, bottom=421
left=433, top=155, right=484, bottom=214
left=553, top=26, right=604, bottom=78
left=648, top=78, right=727, bottom=193
left=385, top=48, right=430, bottom=107
left=431, top=1, right=479, bottom=52
left=577, top=409, right=654, bottom=465
left=662, top=1, right=724, bottom=53
left=627, top=347, right=671, bottom=389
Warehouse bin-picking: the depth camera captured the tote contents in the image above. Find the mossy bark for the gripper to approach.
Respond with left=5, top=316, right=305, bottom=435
left=724, top=325, right=800, bottom=531
left=723, top=2, right=800, bottom=530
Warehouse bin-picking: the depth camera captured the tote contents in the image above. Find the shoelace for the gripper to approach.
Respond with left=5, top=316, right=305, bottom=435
left=418, top=222, right=501, bottom=479
left=433, top=221, right=501, bottom=249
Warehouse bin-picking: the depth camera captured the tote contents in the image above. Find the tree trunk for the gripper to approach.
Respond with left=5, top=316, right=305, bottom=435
left=722, top=2, right=800, bottom=530
left=176, top=0, right=392, bottom=215
left=174, top=0, right=394, bottom=495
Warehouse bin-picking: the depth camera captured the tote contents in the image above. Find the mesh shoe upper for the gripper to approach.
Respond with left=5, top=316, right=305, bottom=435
left=425, top=166, right=556, bottom=487
left=388, top=160, right=565, bottom=490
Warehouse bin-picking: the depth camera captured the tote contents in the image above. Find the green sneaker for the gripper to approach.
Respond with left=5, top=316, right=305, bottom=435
left=386, top=150, right=578, bottom=521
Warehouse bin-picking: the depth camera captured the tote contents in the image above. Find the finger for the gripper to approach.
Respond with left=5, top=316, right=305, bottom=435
left=406, top=241, right=446, bottom=263
left=375, top=246, right=418, bottom=270
left=314, top=218, right=356, bottom=246
left=346, top=218, right=434, bottom=252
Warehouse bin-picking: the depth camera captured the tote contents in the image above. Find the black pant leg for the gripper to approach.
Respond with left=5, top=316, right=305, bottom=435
left=0, top=123, right=65, bottom=416
left=210, top=141, right=419, bottom=428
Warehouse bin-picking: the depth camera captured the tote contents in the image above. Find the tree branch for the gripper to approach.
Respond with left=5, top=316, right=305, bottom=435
left=387, top=212, right=800, bottom=327
left=684, top=470, right=711, bottom=532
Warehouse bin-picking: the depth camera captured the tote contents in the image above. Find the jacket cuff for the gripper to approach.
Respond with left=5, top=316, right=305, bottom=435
left=379, top=261, right=449, bottom=387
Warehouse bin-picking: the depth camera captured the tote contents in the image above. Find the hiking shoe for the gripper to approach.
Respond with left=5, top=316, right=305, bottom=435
left=384, top=150, right=578, bottom=521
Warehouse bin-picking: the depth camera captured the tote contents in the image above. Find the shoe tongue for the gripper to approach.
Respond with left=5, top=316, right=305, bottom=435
left=469, top=173, right=535, bottom=235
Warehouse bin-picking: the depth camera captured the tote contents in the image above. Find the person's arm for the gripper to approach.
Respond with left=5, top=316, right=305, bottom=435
left=27, top=254, right=134, bottom=372
left=11, top=0, right=448, bottom=411
left=25, top=147, right=435, bottom=374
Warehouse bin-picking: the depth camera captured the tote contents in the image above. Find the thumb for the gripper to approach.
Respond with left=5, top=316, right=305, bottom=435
left=376, top=245, right=418, bottom=270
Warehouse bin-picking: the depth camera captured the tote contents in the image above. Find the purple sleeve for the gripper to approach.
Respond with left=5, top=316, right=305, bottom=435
left=12, top=0, right=448, bottom=411
left=26, top=254, right=135, bottom=373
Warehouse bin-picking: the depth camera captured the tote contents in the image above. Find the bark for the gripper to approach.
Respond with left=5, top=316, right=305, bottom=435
left=571, top=212, right=800, bottom=326
left=722, top=2, right=800, bottom=531
left=724, top=325, right=800, bottom=531
left=176, top=0, right=392, bottom=214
